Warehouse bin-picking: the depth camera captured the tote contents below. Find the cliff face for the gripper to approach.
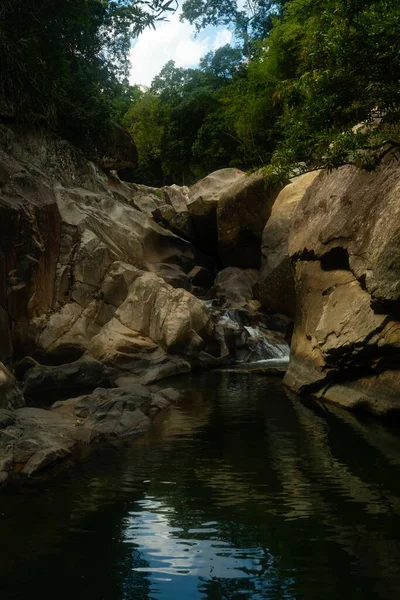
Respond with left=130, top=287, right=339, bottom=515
left=259, top=159, right=400, bottom=416
left=0, top=125, right=215, bottom=370
left=0, top=125, right=287, bottom=378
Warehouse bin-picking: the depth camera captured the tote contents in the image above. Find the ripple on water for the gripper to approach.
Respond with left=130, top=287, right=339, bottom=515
left=1, top=372, right=400, bottom=600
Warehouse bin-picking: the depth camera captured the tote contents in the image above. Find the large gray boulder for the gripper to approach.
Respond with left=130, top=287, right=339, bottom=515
left=259, top=171, right=320, bottom=317
left=217, top=172, right=281, bottom=268
left=284, top=156, right=400, bottom=416
left=22, top=358, right=109, bottom=400
left=187, top=168, right=245, bottom=254
left=0, top=382, right=183, bottom=483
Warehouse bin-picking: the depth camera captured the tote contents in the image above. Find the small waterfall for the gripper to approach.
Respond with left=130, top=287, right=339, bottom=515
left=210, top=305, right=290, bottom=366
left=243, top=326, right=290, bottom=365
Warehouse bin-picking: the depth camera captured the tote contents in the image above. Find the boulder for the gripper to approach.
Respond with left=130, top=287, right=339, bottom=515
left=212, top=267, right=260, bottom=312
left=258, top=171, right=320, bottom=317
left=284, top=156, right=400, bottom=415
left=115, top=270, right=213, bottom=355
left=162, top=184, right=189, bottom=213
left=187, top=168, right=245, bottom=255
left=189, top=168, right=245, bottom=205
left=89, top=122, right=138, bottom=171
left=12, top=406, right=79, bottom=477
left=152, top=205, right=196, bottom=242
left=70, top=387, right=152, bottom=440
left=188, top=265, right=215, bottom=290
left=22, top=358, right=110, bottom=400
left=0, top=362, right=24, bottom=410
left=0, top=379, right=183, bottom=483
left=36, top=261, right=215, bottom=376
left=217, top=172, right=281, bottom=268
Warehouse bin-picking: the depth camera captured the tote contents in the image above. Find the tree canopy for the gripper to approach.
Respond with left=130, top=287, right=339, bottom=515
left=0, top=0, right=177, bottom=144
left=1, top=0, right=399, bottom=182
left=124, top=0, right=400, bottom=186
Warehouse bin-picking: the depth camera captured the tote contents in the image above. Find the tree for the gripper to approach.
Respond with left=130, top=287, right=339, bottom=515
left=264, top=0, right=400, bottom=180
left=0, top=0, right=177, bottom=144
left=123, top=89, right=166, bottom=185
left=199, top=45, right=244, bottom=81
left=181, top=1, right=287, bottom=55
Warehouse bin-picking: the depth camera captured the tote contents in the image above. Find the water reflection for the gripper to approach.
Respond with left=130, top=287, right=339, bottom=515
left=0, top=372, right=400, bottom=600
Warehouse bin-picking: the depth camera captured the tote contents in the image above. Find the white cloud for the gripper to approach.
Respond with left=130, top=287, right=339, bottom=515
left=129, top=12, right=233, bottom=87
left=212, top=29, right=233, bottom=51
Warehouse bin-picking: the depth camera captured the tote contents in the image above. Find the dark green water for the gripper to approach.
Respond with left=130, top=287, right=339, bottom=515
left=1, top=371, right=400, bottom=600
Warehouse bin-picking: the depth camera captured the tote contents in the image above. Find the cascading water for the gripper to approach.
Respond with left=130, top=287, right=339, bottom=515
left=243, top=326, right=289, bottom=364
left=209, top=304, right=290, bottom=366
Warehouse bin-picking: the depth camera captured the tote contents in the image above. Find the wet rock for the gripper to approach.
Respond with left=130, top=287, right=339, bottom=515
left=13, top=406, right=80, bottom=477
left=71, top=387, right=151, bottom=440
left=22, top=358, right=110, bottom=400
left=0, top=379, right=182, bottom=484
left=317, top=370, right=400, bottom=417
left=139, top=359, right=191, bottom=385
left=155, top=387, right=183, bottom=404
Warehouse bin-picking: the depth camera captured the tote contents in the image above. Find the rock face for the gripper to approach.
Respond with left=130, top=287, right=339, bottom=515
left=0, top=125, right=216, bottom=369
left=259, top=171, right=320, bottom=317
left=0, top=125, right=298, bottom=485
left=187, top=168, right=245, bottom=255
left=89, top=122, right=138, bottom=170
left=212, top=267, right=260, bottom=313
left=217, top=172, right=281, bottom=269
left=283, top=156, right=400, bottom=416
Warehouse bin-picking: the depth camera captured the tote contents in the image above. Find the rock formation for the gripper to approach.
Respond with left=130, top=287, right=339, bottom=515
left=0, top=125, right=288, bottom=483
left=258, top=171, right=320, bottom=317
left=217, top=172, right=281, bottom=269
left=281, top=158, right=400, bottom=416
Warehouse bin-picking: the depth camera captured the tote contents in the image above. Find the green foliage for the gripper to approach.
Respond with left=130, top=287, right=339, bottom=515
left=125, top=0, right=400, bottom=186
left=180, top=1, right=286, bottom=53
left=123, top=88, right=166, bottom=184
left=124, top=51, right=252, bottom=185
left=268, top=0, right=400, bottom=175
left=0, top=0, right=177, bottom=145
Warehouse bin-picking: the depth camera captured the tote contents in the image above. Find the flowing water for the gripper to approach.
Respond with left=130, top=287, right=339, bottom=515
left=1, top=371, right=400, bottom=600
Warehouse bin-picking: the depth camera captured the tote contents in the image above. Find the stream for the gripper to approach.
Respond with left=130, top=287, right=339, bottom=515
left=1, top=371, right=400, bottom=599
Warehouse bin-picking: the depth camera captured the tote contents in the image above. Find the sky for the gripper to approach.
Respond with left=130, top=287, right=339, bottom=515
left=129, top=7, right=233, bottom=88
